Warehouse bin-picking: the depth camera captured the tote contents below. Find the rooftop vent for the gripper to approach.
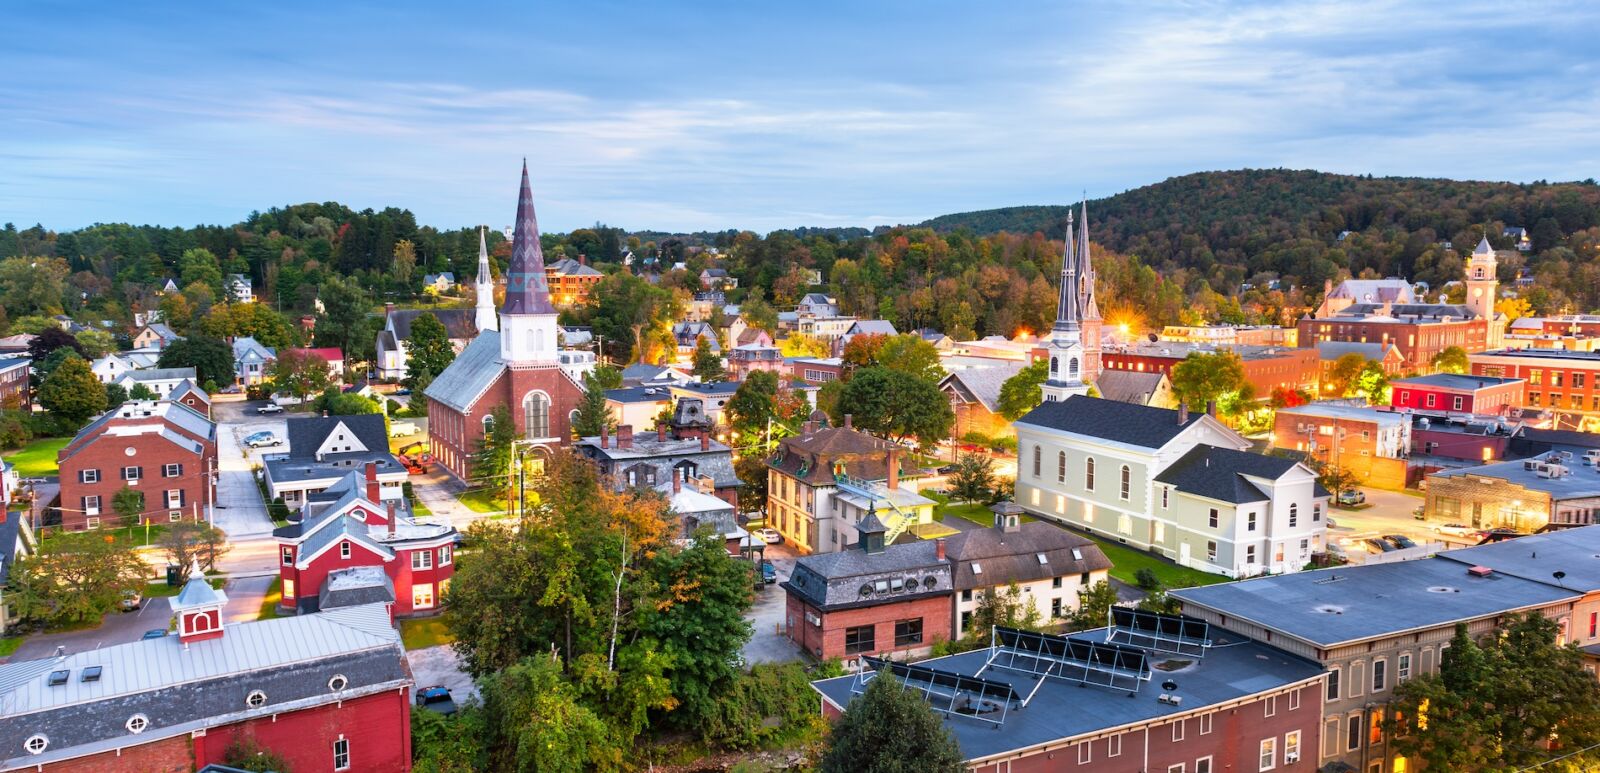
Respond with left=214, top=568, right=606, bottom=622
left=1468, top=566, right=1494, bottom=578
left=80, top=666, right=102, bottom=682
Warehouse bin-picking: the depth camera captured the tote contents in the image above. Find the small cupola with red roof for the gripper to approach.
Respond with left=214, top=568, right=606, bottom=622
left=170, top=560, right=229, bottom=644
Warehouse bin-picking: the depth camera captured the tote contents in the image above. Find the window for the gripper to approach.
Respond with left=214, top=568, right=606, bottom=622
left=1327, top=666, right=1341, bottom=701
left=413, top=583, right=435, bottom=609
left=283, top=579, right=296, bottom=599
left=340, top=541, right=352, bottom=560
left=333, top=738, right=351, bottom=771
left=1452, top=396, right=1463, bottom=411
left=1120, top=465, right=1131, bottom=500
left=281, top=547, right=293, bottom=565
left=1368, top=710, right=1384, bottom=745
left=1032, top=446, right=1041, bottom=478
left=1313, top=503, right=1322, bottom=521
left=1247, top=511, right=1257, bottom=531
left=246, top=690, right=268, bottom=708
left=1168, top=765, right=1184, bottom=773
left=1397, top=653, right=1411, bottom=683
left=961, top=589, right=972, bottom=602
left=523, top=391, right=550, bottom=439
left=1195, top=757, right=1213, bottom=773
left=1246, top=545, right=1257, bottom=564
left=1051, top=598, right=1063, bottom=618
left=328, top=674, right=348, bottom=691
left=80, top=469, right=100, bottom=484
left=844, top=625, right=875, bottom=654
left=166, top=489, right=183, bottom=508
left=440, top=545, right=452, bottom=566
left=1259, top=737, right=1276, bottom=771
left=1206, top=540, right=1217, bottom=561
left=1085, top=457, right=1095, bottom=490
left=83, top=495, right=101, bottom=516
left=413, top=550, right=434, bottom=570
left=163, top=463, right=182, bottom=477
left=1208, top=508, right=1219, bottom=528
left=126, top=714, right=149, bottom=734
left=1592, top=612, right=1598, bottom=639
left=1425, top=394, right=1436, bottom=408
left=1077, top=741, right=1092, bottom=764
left=1172, top=719, right=1185, bottom=742
left=1162, top=486, right=1169, bottom=509
left=1264, top=695, right=1277, bottom=717
left=122, top=466, right=141, bottom=481
left=1199, top=712, right=1213, bottom=734
left=894, top=619, right=923, bottom=647
left=1107, top=734, right=1121, bottom=757
left=23, top=735, right=47, bottom=755
left=1347, top=714, right=1362, bottom=751
left=1285, top=730, right=1301, bottom=763
left=1058, top=451, right=1066, bottom=482
left=1289, top=688, right=1301, bottom=710
left=1289, top=503, right=1298, bottom=527
left=1372, top=658, right=1387, bottom=692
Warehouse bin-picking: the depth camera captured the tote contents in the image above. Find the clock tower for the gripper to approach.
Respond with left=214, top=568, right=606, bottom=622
left=1465, top=234, right=1503, bottom=348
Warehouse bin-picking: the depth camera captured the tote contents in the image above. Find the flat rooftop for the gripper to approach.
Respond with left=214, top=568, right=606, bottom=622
left=1171, top=557, right=1578, bottom=647
left=1392, top=373, right=1523, bottom=391
left=1103, top=342, right=1305, bottom=361
left=811, top=626, right=1323, bottom=763
left=1431, top=458, right=1600, bottom=499
left=1439, top=525, right=1600, bottom=593
left=1279, top=402, right=1408, bottom=426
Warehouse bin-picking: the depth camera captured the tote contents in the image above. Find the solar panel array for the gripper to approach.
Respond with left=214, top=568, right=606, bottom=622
left=984, top=626, right=1153, bottom=695
left=1107, top=608, right=1214, bottom=656
left=852, top=656, right=1020, bottom=726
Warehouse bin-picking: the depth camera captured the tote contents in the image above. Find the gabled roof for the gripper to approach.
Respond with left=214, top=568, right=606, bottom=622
left=114, top=367, right=196, bottom=383
left=282, top=347, right=344, bottom=363
left=1093, top=370, right=1167, bottom=406
left=168, top=380, right=210, bottom=404
left=944, top=522, right=1111, bottom=591
left=938, top=363, right=1023, bottom=413
left=388, top=309, right=478, bottom=340
left=1154, top=445, right=1320, bottom=504
left=1016, top=395, right=1205, bottom=449
left=423, top=332, right=506, bottom=413
left=284, top=414, right=389, bottom=462
left=547, top=258, right=603, bottom=277
left=232, top=336, right=275, bottom=361
left=846, top=320, right=897, bottom=337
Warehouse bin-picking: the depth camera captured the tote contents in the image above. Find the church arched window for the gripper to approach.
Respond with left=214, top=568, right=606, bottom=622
left=1050, top=357, right=1058, bottom=375
left=1069, top=358, right=1080, bottom=379
left=523, top=391, right=550, bottom=440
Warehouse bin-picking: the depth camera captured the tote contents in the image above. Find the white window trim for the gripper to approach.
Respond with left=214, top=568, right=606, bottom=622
left=1259, top=736, right=1277, bottom=771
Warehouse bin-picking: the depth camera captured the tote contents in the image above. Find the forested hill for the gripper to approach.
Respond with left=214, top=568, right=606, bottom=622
left=918, top=169, right=1600, bottom=290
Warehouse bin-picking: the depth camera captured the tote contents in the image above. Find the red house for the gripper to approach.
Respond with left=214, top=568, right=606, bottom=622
left=0, top=568, right=412, bottom=772
left=1390, top=373, right=1524, bottom=415
left=274, top=463, right=457, bottom=618
left=424, top=163, right=585, bottom=479
left=55, top=400, right=217, bottom=531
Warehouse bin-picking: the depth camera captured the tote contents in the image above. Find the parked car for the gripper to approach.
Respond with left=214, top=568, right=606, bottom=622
left=759, top=560, right=777, bottom=584
left=415, top=686, right=457, bottom=715
left=754, top=527, right=783, bottom=545
left=257, top=403, right=284, bottom=414
left=142, top=629, right=167, bottom=640
left=1584, top=449, right=1600, bottom=466
left=1325, top=516, right=1339, bottom=529
left=244, top=431, right=281, bottom=448
left=119, top=589, right=143, bottom=612
left=1365, top=537, right=1396, bottom=553
left=1385, top=534, right=1417, bottom=549
left=1336, top=489, right=1366, bottom=506
left=395, top=387, right=412, bottom=396
left=389, top=421, right=419, bottom=438
left=1435, top=523, right=1477, bottom=537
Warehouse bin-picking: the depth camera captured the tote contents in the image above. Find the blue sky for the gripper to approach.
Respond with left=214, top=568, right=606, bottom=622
left=3, top=1, right=1598, bottom=234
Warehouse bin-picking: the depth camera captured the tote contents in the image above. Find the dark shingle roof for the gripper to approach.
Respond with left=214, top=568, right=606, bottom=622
left=1017, top=395, right=1202, bottom=449
left=285, top=415, right=389, bottom=461
left=944, top=523, right=1111, bottom=591
left=389, top=309, right=478, bottom=340
left=783, top=540, right=952, bottom=611
left=1154, top=446, right=1308, bottom=504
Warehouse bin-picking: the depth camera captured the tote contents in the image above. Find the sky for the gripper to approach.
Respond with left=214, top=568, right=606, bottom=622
left=3, top=1, right=1598, bottom=234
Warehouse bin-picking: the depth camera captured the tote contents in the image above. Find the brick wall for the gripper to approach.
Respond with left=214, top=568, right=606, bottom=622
left=39, top=734, right=192, bottom=772
left=195, top=689, right=411, bottom=773
left=1426, top=471, right=1553, bottom=531
left=57, top=433, right=213, bottom=531
left=787, top=593, right=952, bottom=661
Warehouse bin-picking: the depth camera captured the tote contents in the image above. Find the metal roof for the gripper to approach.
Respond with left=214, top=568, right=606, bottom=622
left=423, top=332, right=506, bottom=413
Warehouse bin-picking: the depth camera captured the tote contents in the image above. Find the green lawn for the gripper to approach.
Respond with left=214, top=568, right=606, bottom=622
left=400, top=617, right=455, bottom=650
left=0, top=636, right=21, bottom=657
left=937, top=503, right=1225, bottom=589
left=257, top=578, right=284, bottom=620
left=40, top=524, right=171, bottom=552
left=5, top=437, right=70, bottom=477
left=456, top=489, right=504, bottom=514
left=411, top=498, right=432, bottom=517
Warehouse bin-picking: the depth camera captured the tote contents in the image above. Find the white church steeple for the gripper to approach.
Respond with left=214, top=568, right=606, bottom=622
left=474, top=226, right=498, bottom=333
left=1042, top=209, right=1090, bottom=402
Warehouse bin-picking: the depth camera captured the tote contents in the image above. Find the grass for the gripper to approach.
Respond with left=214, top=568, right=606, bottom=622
left=0, top=637, right=21, bottom=658
left=257, top=577, right=284, bottom=620
left=456, top=489, right=504, bottom=514
left=4, top=437, right=70, bottom=477
left=39, top=524, right=171, bottom=552
left=400, top=617, right=455, bottom=650
left=937, top=502, right=1225, bottom=589
left=411, top=498, right=432, bottom=517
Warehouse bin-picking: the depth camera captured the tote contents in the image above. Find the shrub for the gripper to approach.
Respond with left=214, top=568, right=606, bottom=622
left=959, top=430, right=992, bottom=446
left=267, top=497, right=291, bottom=523
left=989, top=436, right=1018, bottom=453
left=700, top=663, right=829, bottom=750
left=1135, top=567, right=1162, bottom=591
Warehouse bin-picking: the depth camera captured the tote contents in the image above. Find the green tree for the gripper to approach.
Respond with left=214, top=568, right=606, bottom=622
left=1170, top=350, right=1254, bottom=412
left=38, top=356, right=107, bottom=426
left=997, top=358, right=1048, bottom=421
left=969, top=582, right=1042, bottom=634
left=103, top=382, right=128, bottom=406
left=74, top=328, right=114, bottom=359
left=691, top=336, right=724, bottom=381
left=832, top=367, right=954, bottom=447
left=111, top=486, right=145, bottom=526
left=393, top=239, right=418, bottom=290
left=1353, top=361, right=1390, bottom=405
left=948, top=452, right=995, bottom=503
left=222, top=738, right=293, bottom=773
left=1315, top=461, right=1358, bottom=498
left=734, top=454, right=770, bottom=514
left=4, top=533, right=148, bottom=626
left=818, top=674, right=966, bottom=773
left=160, top=521, right=230, bottom=574
left=270, top=348, right=333, bottom=400
left=128, top=383, right=158, bottom=401
left=481, top=654, right=622, bottom=773
left=587, top=364, right=623, bottom=390
left=571, top=372, right=616, bottom=438
left=579, top=273, right=675, bottom=364
left=876, top=334, right=946, bottom=383
left=641, top=532, right=756, bottom=727
left=1431, top=345, right=1469, bottom=374
left=0, top=256, right=69, bottom=315
left=470, top=406, right=516, bottom=502
left=157, top=335, right=234, bottom=387
left=739, top=296, right=779, bottom=333
left=314, top=274, right=374, bottom=362
left=411, top=704, right=490, bottom=773
left=727, top=369, right=780, bottom=441
left=1323, top=352, right=1368, bottom=397
left=406, top=312, right=455, bottom=387
left=1068, top=580, right=1119, bottom=631
left=1387, top=615, right=1600, bottom=771
left=178, top=247, right=225, bottom=296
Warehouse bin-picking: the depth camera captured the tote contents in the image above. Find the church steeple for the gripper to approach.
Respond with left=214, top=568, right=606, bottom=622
left=499, top=162, right=559, bottom=365
left=1054, top=211, right=1080, bottom=332
left=1042, top=208, right=1089, bottom=402
left=1077, top=200, right=1100, bottom=322
left=475, top=226, right=498, bottom=333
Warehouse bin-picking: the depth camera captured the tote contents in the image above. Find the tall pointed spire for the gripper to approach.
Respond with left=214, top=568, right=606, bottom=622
left=1077, top=198, right=1100, bottom=321
left=1054, top=211, right=1080, bottom=332
left=475, top=226, right=498, bottom=332
left=501, top=161, right=557, bottom=316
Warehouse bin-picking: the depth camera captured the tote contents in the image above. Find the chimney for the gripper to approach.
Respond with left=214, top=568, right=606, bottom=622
left=618, top=424, right=634, bottom=449
left=886, top=446, right=899, bottom=490
left=600, top=425, right=609, bottom=448
left=935, top=538, right=947, bottom=561
left=803, top=420, right=815, bottom=435
left=385, top=302, right=396, bottom=319
left=843, top=414, right=853, bottom=431
left=1178, top=402, right=1189, bottom=424
left=700, top=432, right=710, bottom=451
left=579, top=254, right=588, bottom=266
left=673, top=467, right=682, bottom=494
left=1206, top=400, right=1217, bottom=418
left=365, top=462, right=380, bottom=502
left=322, top=409, right=329, bottom=418
left=386, top=501, right=396, bottom=536
left=657, top=422, right=667, bottom=442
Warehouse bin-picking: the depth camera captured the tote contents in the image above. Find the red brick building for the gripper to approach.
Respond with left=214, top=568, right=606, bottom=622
left=1390, top=373, right=1524, bottom=415
left=0, top=569, right=412, bottom=772
left=1100, top=342, right=1319, bottom=399
left=0, top=358, right=30, bottom=409
left=545, top=255, right=604, bottom=308
left=787, top=356, right=843, bottom=385
left=1471, top=348, right=1600, bottom=431
left=1298, top=311, right=1490, bottom=372
left=274, top=463, right=457, bottom=618
left=424, top=164, right=586, bottom=479
left=55, top=400, right=217, bottom=531
left=783, top=514, right=953, bottom=661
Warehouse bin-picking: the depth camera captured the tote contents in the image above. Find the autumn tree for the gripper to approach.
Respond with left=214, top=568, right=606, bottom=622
left=877, top=333, right=945, bottom=384
left=161, top=521, right=231, bottom=573
left=1430, top=345, right=1469, bottom=375
left=268, top=348, right=332, bottom=399
left=839, top=333, right=889, bottom=379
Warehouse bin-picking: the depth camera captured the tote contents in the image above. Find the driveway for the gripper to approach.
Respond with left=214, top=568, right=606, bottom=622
left=407, top=645, right=478, bottom=703
left=742, top=542, right=803, bottom=664
left=7, top=598, right=171, bottom=662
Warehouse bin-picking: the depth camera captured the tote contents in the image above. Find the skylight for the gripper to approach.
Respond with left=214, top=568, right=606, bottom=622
left=972, top=562, right=983, bottom=575
left=81, top=666, right=102, bottom=683
left=47, top=670, right=69, bottom=687
left=1037, top=553, right=1048, bottom=564
left=1071, top=548, right=1084, bottom=561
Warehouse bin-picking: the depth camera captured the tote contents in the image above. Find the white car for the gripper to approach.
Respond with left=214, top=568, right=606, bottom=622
left=754, top=528, right=783, bottom=545
left=389, top=421, right=419, bottom=438
left=257, top=403, right=284, bottom=414
left=1435, top=523, right=1480, bottom=538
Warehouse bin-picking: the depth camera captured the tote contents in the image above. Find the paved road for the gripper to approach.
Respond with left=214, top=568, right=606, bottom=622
left=742, top=542, right=802, bottom=664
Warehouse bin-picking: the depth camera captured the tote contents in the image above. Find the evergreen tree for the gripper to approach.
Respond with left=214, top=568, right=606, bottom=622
left=571, top=373, right=615, bottom=438
left=691, top=336, right=724, bottom=381
left=819, top=674, right=966, bottom=773
left=470, top=406, right=516, bottom=502
left=405, top=312, right=455, bottom=386
left=948, top=452, right=995, bottom=503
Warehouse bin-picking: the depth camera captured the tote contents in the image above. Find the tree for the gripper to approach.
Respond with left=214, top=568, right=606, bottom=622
left=587, top=364, right=623, bottom=390
left=739, top=296, right=779, bottom=333
left=876, top=334, right=945, bottom=383
left=199, top=303, right=298, bottom=349
left=103, top=382, right=128, bottom=406
left=406, top=312, right=455, bottom=387
left=997, top=358, right=1048, bottom=421
left=778, top=333, right=830, bottom=358
left=641, top=532, right=755, bottom=727
left=571, top=372, right=616, bottom=438
left=222, top=738, right=293, bottom=773
left=1323, top=352, right=1369, bottom=397
left=839, top=333, right=889, bottom=379
left=1068, top=580, right=1119, bottom=631
left=579, top=273, right=675, bottom=364
left=4, top=533, right=148, bottom=626
left=1314, top=461, right=1358, bottom=497
left=832, top=367, right=954, bottom=447
left=392, top=239, right=418, bottom=289
left=74, top=328, right=114, bottom=359
left=28, top=326, right=85, bottom=360
left=969, top=582, right=1041, bottom=634
left=158, top=335, right=234, bottom=387
left=948, top=452, right=995, bottom=503
left=111, top=487, right=145, bottom=526
left=1431, top=345, right=1469, bottom=375
left=269, top=348, right=333, bottom=400
left=34, top=346, right=84, bottom=385
left=480, top=654, right=622, bottom=773
left=1171, top=350, right=1253, bottom=411
left=128, top=383, right=158, bottom=401
left=734, top=454, right=770, bottom=514
left=691, top=336, right=724, bottom=381
left=727, top=369, right=780, bottom=441
left=1386, top=615, right=1600, bottom=771
left=38, top=356, right=107, bottom=426
left=0, top=256, right=69, bottom=315
left=470, top=406, right=516, bottom=502
left=314, top=275, right=374, bottom=362
left=161, top=521, right=230, bottom=573
left=1353, top=361, right=1390, bottom=405
left=1495, top=296, right=1533, bottom=322
left=818, top=674, right=965, bottom=773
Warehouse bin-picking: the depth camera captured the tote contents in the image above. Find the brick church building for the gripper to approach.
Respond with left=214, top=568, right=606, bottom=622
left=425, top=163, right=586, bottom=479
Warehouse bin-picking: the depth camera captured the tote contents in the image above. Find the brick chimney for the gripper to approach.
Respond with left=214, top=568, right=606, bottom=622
left=579, top=254, right=588, bottom=266
left=700, top=432, right=710, bottom=451
left=600, top=425, right=609, bottom=448
left=843, top=414, right=853, bottom=431
left=672, top=467, right=682, bottom=494
left=1206, top=400, right=1217, bottom=418
left=657, top=422, right=667, bottom=442
left=385, top=302, right=396, bottom=320
left=618, top=424, right=634, bottom=449
left=386, top=501, right=396, bottom=536
left=365, top=462, right=380, bottom=502
left=1177, top=402, right=1189, bottom=424
left=935, top=538, right=946, bottom=561
left=886, top=446, right=899, bottom=490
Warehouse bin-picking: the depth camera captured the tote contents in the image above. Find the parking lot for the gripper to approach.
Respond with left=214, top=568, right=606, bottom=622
left=742, top=541, right=803, bottom=664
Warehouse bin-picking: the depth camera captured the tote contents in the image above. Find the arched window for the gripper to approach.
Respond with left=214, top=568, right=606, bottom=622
left=523, top=392, right=550, bottom=439
left=481, top=414, right=494, bottom=434
left=1085, top=457, right=1096, bottom=491
left=1120, top=465, right=1131, bottom=500
left=1051, top=357, right=1058, bottom=375
left=1032, top=445, right=1041, bottom=478
left=1057, top=451, right=1066, bottom=482
left=1069, top=358, right=1080, bottom=379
